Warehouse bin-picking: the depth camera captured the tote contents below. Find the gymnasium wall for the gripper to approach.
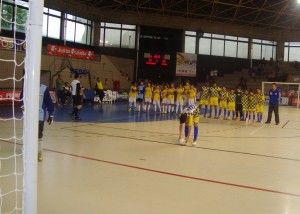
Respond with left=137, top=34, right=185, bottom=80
left=0, top=49, right=134, bottom=90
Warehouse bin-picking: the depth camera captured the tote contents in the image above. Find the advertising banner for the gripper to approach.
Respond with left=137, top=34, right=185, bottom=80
left=0, top=90, right=21, bottom=102
left=47, top=44, right=95, bottom=60
left=176, top=52, right=197, bottom=77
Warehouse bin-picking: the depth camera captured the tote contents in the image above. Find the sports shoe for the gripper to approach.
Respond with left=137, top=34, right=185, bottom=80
left=74, top=117, right=82, bottom=121
left=38, top=151, right=43, bottom=162
left=276, top=122, right=279, bottom=125
left=265, top=121, right=270, bottom=124
left=192, top=141, right=197, bottom=146
left=179, top=138, right=186, bottom=145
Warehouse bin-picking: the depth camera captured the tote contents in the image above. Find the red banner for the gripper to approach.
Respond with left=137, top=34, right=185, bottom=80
left=0, top=90, right=21, bottom=103
left=47, top=44, right=95, bottom=60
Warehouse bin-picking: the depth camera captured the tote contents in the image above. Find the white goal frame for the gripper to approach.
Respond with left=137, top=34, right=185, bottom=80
left=23, top=0, right=44, bottom=214
left=262, top=81, right=300, bottom=109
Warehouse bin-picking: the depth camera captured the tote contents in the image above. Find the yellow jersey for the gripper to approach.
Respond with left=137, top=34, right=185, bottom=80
left=153, top=89, right=160, bottom=101
left=129, top=86, right=137, bottom=97
left=184, top=85, right=190, bottom=95
left=144, top=86, right=152, bottom=99
left=161, top=89, right=168, bottom=99
left=168, top=88, right=175, bottom=99
left=176, top=87, right=184, bottom=100
left=188, top=88, right=196, bottom=99
left=96, top=81, right=103, bottom=90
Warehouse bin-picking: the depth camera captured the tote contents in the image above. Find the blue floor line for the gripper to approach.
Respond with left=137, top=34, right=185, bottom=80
left=0, top=103, right=179, bottom=123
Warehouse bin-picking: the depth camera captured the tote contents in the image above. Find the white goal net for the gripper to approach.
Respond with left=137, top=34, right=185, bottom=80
left=0, top=0, right=43, bottom=213
left=262, top=81, right=300, bottom=109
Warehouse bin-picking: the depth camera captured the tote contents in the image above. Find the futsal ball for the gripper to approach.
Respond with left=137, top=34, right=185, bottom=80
left=179, top=138, right=185, bottom=144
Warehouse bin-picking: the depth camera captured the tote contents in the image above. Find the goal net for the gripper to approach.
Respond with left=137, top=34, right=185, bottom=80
left=0, top=0, right=43, bottom=213
left=262, top=81, right=300, bottom=109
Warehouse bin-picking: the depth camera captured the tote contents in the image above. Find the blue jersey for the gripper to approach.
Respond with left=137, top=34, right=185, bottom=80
left=269, top=89, right=280, bottom=105
left=137, top=85, right=144, bottom=100
left=39, top=84, right=54, bottom=121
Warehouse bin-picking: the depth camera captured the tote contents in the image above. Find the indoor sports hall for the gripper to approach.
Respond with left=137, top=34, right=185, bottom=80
left=1, top=0, right=300, bottom=214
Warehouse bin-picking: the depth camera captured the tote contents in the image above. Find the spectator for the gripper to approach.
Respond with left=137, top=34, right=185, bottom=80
left=71, top=74, right=82, bottom=121
left=96, top=77, right=105, bottom=104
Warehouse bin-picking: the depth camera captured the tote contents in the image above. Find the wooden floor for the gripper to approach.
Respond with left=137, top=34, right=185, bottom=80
left=1, top=106, right=300, bottom=214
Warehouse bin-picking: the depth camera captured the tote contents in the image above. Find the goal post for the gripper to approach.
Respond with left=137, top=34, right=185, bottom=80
left=262, top=81, right=300, bottom=109
left=23, top=0, right=44, bottom=214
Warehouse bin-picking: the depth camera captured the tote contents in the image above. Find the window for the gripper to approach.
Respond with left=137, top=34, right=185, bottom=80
left=64, top=13, right=93, bottom=45
left=100, top=22, right=136, bottom=49
left=121, top=30, right=135, bottom=49
left=198, top=33, right=249, bottom=58
left=237, top=42, right=248, bottom=59
left=252, top=43, right=261, bottom=60
left=184, top=31, right=196, bottom=54
left=1, top=3, right=13, bottom=30
left=105, top=29, right=121, bottom=47
left=0, top=0, right=28, bottom=32
left=199, top=38, right=211, bottom=55
left=43, top=8, right=61, bottom=39
left=225, top=40, right=237, bottom=57
left=211, top=39, right=224, bottom=56
left=252, top=39, right=276, bottom=60
left=284, top=42, right=300, bottom=62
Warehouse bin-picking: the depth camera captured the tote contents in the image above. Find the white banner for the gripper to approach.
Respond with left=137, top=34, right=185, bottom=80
left=176, top=52, right=197, bottom=77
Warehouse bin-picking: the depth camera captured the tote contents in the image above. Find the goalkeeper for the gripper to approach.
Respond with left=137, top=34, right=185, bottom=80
left=20, top=84, right=54, bottom=162
left=178, top=104, right=200, bottom=146
left=38, top=84, right=54, bottom=161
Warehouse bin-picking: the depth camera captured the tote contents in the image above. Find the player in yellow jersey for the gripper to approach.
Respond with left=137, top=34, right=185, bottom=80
left=183, top=81, right=191, bottom=105
left=175, top=84, right=184, bottom=114
left=167, top=83, right=176, bottom=113
left=161, top=85, right=168, bottom=114
left=256, top=88, right=265, bottom=123
left=128, top=82, right=137, bottom=111
left=218, top=86, right=228, bottom=119
left=227, top=89, right=236, bottom=120
left=144, top=82, right=153, bottom=112
left=247, top=90, right=257, bottom=122
left=178, top=104, right=200, bottom=146
left=199, top=83, right=210, bottom=117
left=152, top=85, right=161, bottom=112
left=208, top=83, right=220, bottom=118
left=188, top=85, right=197, bottom=105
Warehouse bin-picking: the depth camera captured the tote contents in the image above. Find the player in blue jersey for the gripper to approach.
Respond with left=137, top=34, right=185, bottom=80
left=136, top=81, right=145, bottom=112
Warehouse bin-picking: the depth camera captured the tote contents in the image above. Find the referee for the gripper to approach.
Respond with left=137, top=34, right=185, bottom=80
left=266, top=83, right=280, bottom=125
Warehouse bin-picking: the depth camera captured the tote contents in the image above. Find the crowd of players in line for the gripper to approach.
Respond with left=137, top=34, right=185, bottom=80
left=128, top=80, right=266, bottom=123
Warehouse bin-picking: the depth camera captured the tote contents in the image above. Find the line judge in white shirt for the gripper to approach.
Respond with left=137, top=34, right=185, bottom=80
left=70, top=73, right=81, bottom=120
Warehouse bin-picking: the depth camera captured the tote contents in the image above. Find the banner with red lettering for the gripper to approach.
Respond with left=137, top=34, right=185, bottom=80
left=47, top=44, right=96, bottom=60
left=0, top=90, right=21, bottom=103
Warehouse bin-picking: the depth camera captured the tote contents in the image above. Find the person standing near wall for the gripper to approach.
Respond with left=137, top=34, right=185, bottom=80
left=265, top=83, right=280, bottom=125
left=56, top=74, right=64, bottom=105
left=96, top=77, right=104, bottom=105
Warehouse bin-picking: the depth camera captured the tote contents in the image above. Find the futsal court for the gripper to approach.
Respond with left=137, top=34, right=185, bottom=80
left=1, top=104, right=300, bottom=214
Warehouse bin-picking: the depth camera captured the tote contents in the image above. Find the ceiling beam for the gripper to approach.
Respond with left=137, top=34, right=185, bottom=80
left=45, top=0, right=300, bottom=40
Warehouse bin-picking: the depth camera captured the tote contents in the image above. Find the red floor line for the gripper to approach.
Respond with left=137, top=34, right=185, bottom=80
left=44, top=148, right=300, bottom=198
